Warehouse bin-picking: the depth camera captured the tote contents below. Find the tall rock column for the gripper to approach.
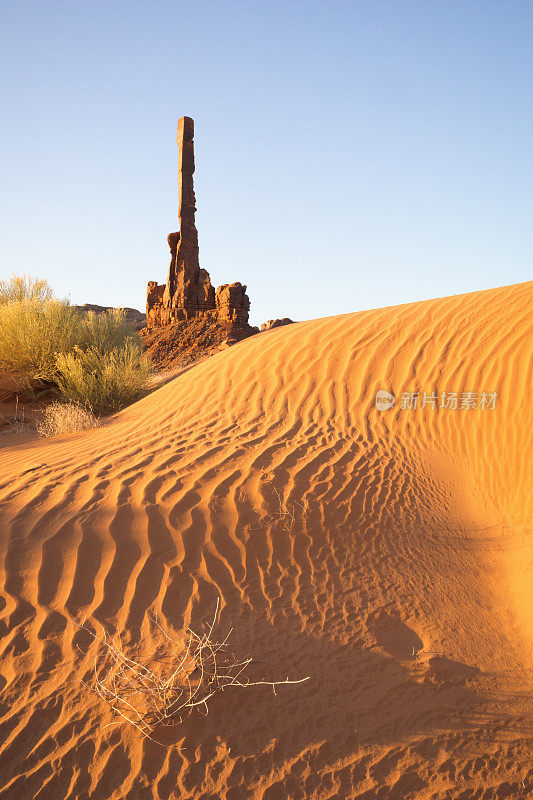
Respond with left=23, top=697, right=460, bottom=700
left=146, top=116, right=249, bottom=327
left=176, top=116, right=199, bottom=276
left=163, top=116, right=214, bottom=318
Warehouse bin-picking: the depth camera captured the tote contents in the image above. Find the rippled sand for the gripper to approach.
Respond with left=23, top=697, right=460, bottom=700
left=0, top=281, right=531, bottom=799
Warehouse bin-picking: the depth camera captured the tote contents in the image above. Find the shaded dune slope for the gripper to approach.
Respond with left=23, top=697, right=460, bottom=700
left=0, top=281, right=531, bottom=799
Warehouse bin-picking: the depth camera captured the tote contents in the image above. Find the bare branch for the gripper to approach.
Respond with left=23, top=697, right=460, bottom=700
left=75, top=603, right=309, bottom=746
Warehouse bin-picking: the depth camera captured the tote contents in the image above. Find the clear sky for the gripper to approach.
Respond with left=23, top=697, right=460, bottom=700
left=1, top=1, right=531, bottom=325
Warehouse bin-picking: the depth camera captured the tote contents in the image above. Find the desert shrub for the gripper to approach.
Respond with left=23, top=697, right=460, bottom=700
left=36, top=402, right=99, bottom=437
left=0, top=297, right=82, bottom=382
left=0, top=274, right=54, bottom=305
left=0, top=276, right=151, bottom=414
left=79, top=308, right=140, bottom=354
left=55, top=341, right=151, bottom=414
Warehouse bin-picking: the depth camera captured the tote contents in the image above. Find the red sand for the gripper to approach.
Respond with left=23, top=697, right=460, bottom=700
left=0, top=281, right=531, bottom=799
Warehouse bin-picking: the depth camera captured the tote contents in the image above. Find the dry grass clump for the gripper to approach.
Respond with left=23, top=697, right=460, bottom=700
left=36, top=402, right=99, bottom=437
left=78, top=600, right=309, bottom=744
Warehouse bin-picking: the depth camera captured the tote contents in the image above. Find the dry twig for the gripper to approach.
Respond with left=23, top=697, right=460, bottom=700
left=254, top=488, right=303, bottom=535
left=76, top=600, right=309, bottom=745
left=0, top=397, right=28, bottom=434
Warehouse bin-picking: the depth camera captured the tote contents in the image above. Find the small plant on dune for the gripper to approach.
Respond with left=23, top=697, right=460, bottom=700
left=55, top=340, right=151, bottom=415
left=36, top=401, right=99, bottom=438
left=262, top=488, right=303, bottom=535
left=76, top=600, right=309, bottom=745
left=0, top=398, right=28, bottom=434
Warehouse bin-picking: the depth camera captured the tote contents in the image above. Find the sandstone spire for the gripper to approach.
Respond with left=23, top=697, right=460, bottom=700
left=175, top=116, right=199, bottom=275
left=164, top=116, right=206, bottom=312
left=146, top=117, right=250, bottom=327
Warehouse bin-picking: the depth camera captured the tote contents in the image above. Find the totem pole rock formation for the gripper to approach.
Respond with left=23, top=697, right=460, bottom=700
left=146, top=117, right=250, bottom=327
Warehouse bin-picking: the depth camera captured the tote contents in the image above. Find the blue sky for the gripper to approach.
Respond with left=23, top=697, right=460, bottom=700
left=1, top=1, right=531, bottom=325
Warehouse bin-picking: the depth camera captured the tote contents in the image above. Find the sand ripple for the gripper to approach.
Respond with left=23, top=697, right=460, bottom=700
left=0, top=281, right=531, bottom=799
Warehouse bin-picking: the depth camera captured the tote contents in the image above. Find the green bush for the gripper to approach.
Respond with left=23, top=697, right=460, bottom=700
left=0, top=274, right=152, bottom=414
left=0, top=297, right=82, bottom=381
left=55, top=341, right=151, bottom=415
left=79, top=308, right=140, bottom=354
left=0, top=274, right=54, bottom=305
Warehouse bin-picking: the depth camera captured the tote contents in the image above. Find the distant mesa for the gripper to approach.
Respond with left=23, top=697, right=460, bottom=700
left=261, top=318, right=294, bottom=332
left=146, top=117, right=251, bottom=329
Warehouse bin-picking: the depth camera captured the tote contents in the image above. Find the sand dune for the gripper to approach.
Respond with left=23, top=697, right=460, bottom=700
left=0, top=281, right=531, bottom=799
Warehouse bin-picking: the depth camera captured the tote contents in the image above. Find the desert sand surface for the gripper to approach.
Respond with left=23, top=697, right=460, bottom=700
left=0, top=281, right=531, bottom=799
